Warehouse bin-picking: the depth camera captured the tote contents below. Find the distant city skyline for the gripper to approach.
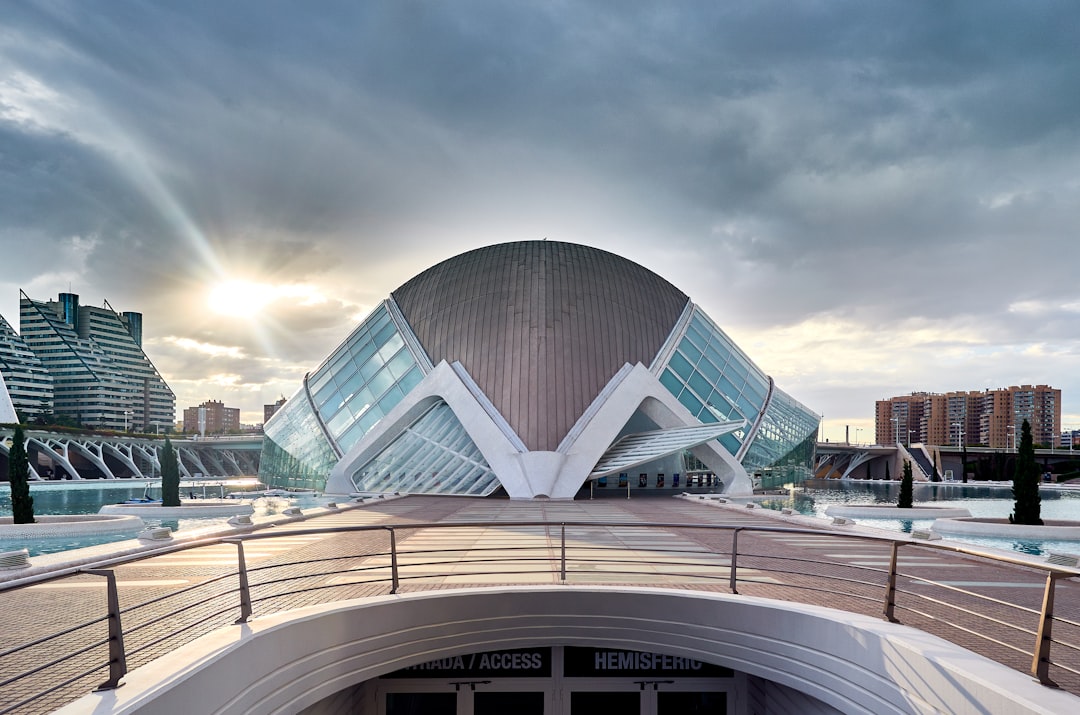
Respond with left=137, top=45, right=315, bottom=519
left=3, top=2, right=1080, bottom=439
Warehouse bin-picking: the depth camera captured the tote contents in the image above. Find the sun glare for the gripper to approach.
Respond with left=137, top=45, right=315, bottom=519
left=207, top=280, right=329, bottom=318
left=207, top=280, right=277, bottom=317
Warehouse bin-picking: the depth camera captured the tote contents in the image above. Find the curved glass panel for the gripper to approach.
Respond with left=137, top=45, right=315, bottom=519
left=741, top=387, right=820, bottom=486
left=258, top=385, right=338, bottom=491
left=305, top=302, right=421, bottom=454
left=657, top=306, right=819, bottom=482
left=259, top=301, right=423, bottom=490
left=658, top=308, right=770, bottom=456
left=348, top=401, right=501, bottom=496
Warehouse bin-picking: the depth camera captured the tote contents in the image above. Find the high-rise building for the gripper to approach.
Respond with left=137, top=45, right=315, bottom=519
left=0, top=312, right=53, bottom=421
left=15, top=291, right=175, bottom=431
left=183, top=399, right=241, bottom=435
left=876, top=385, right=1061, bottom=448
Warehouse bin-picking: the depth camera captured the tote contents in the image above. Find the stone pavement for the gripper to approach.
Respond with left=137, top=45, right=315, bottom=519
left=1, top=495, right=1078, bottom=713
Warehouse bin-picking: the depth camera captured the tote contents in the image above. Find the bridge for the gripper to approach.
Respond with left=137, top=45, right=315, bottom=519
left=0, top=429, right=262, bottom=481
left=816, top=442, right=1080, bottom=481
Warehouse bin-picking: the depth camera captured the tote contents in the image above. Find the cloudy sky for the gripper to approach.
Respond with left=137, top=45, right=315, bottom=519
left=2, top=1, right=1079, bottom=441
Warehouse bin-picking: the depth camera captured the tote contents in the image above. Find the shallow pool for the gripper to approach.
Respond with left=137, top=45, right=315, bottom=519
left=757, top=480, right=1080, bottom=556
left=1, top=480, right=326, bottom=556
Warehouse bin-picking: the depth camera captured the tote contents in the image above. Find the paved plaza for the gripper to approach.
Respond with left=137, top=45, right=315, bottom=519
left=1, top=496, right=1078, bottom=713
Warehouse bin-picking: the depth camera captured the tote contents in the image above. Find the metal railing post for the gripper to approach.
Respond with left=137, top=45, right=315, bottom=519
left=882, top=541, right=900, bottom=623
left=387, top=527, right=400, bottom=594
left=729, top=528, right=741, bottom=594
left=560, top=523, right=567, bottom=581
left=83, top=569, right=127, bottom=691
left=1032, top=572, right=1060, bottom=686
left=225, top=539, right=253, bottom=623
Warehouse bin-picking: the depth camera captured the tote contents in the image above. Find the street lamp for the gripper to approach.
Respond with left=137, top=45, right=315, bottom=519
left=855, top=427, right=863, bottom=445
left=908, top=429, right=916, bottom=446
left=124, top=410, right=133, bottom=433
left=890, top=417, right=899, bottom=445
left=952, top=422, right=964, bottom=449
left=1007, top=424, right=1016, bottom=452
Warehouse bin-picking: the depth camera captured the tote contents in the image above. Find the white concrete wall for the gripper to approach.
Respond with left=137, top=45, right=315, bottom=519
left=57, top=587, right=1077, bottom=715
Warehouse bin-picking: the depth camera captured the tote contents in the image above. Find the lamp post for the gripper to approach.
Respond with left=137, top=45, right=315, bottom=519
left=1007, top=424, right=1016, bottom=452
left=890, top=417, right=899, bottom=446
left=908, top=429, right=916, bottom=446
left=953, top=421, right=966, bottom=483
left=855, top=427, right=863, bottom=445
left=124, top=410, right=133, bottom=433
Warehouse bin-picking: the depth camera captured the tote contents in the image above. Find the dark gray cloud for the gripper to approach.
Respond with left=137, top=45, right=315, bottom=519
left=2, top=0, right=1080, bottom=430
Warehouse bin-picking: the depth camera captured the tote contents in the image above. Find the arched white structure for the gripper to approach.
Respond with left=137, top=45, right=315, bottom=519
left=328, top=362, right=752, bottom=499
left=58, top=587, right=1075, bottom=715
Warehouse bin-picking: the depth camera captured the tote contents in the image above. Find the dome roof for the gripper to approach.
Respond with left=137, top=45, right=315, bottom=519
left=392, top=241, right=689, bottom=451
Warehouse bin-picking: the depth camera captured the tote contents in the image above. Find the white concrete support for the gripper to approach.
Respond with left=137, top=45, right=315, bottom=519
left=328, top=361, right=753, bottom=499
left=65, top=440, right=117, bottom=479
left=34, top=438, right=82, bottom=480
left=58, top=587, right=1080, bottom=715
left=101, top=442, right=145, bottom=478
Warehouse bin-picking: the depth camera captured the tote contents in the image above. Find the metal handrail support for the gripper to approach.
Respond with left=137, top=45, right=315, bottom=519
left=1032, top=571, right=1065, bottom=686
left=223, top=539, right=252, bottom=624
left=83, top=569, right=127, bottom=691
left=883, top=541, right=901, bottom=623
left=729, top=528, right=742, bottom=594
left=387, top=527, right=400, bottom=594
left=560, top=523, right=567, bottom=581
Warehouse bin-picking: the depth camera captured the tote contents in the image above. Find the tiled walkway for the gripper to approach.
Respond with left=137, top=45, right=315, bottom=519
left=1, top=496, right=1078, bottom=713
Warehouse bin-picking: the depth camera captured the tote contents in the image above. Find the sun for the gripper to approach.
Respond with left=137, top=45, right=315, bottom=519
left=207, top=280, right=277, bottom=318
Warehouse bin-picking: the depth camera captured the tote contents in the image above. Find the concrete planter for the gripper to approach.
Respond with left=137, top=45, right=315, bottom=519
left=0, top=514, right=145, bottom=539
left=825, top=505, right=971, bottom=519
left=932, top=517, right=1080, bottom=541
left=98, top=500, right=254, bottom=518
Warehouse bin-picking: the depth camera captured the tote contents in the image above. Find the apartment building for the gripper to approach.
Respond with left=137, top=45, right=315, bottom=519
left=10, top=291, right=175, bottom=431
left=876, top=385, right=1061, bottom=448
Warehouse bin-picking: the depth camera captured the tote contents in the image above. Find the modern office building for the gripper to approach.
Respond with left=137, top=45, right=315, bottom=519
left=260, top=241, right=820, bottom=497
left=876, top=384, right=1061, bottom=448
left=11, top=291, right=175, bottom=432
left=0, top=312, right=53, bottom=422
left=183, top=399, right=241, bottom=435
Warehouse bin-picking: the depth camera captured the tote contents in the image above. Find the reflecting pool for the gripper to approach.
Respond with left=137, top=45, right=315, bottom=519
left=0, top=480, right=323, bottom=556
left=756, top=479, right=1080, bottom=557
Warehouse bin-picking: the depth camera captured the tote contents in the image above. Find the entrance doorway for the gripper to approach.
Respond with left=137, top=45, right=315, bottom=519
left=375, top=646, right=736, bottom=714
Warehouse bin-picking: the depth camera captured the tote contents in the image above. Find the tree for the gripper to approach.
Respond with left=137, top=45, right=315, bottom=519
left=160, top=437, right=181, bottom=507
left=897, top=460, right=913, bottom=508
left=1009, top=420, right=1042, bottom=525
left=884, top=461, right=890, bottom=481
left=8, top=425, right=35, bottom=524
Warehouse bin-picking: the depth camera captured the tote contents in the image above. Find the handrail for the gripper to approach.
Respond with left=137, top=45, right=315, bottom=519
left=1, top=518, right=1078, bottom=713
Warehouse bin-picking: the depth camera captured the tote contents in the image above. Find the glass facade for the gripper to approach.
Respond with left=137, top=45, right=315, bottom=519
left=260, top=302, right=426, bottom=491
left=349, top=401, right=500, bottom=496
left=261, top=292, right=820, bottom=495
left=658, top=307, right=818, bottom=484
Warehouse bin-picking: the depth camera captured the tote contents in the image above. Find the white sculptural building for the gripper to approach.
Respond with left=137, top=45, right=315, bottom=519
left=260, top=241, right=819, bottom=498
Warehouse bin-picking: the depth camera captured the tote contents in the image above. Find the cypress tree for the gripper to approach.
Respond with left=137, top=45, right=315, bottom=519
left=884, top=461, right=890, bottom=481
left=8, top=425, right=35, bottom=523
left=1009, top=420, right=1042, bottom=525
left=897, top=460, right=913, bottom=508
left=160, top=437, right=181, bottom=507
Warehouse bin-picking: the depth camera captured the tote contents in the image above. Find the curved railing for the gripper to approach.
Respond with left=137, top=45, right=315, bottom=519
left=0, top=520, right=1078, bottom=713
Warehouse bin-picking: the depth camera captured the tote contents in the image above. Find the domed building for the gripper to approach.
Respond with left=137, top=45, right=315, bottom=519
left=259, top=241, right=819, bottom=498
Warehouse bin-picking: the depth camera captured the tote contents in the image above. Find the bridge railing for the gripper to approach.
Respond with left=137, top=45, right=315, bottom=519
left=0, top=519, right=1078, bottom=713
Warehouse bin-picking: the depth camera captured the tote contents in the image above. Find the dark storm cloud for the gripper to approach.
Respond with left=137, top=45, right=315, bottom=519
left=3, top=1, right=1080, bottom=423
